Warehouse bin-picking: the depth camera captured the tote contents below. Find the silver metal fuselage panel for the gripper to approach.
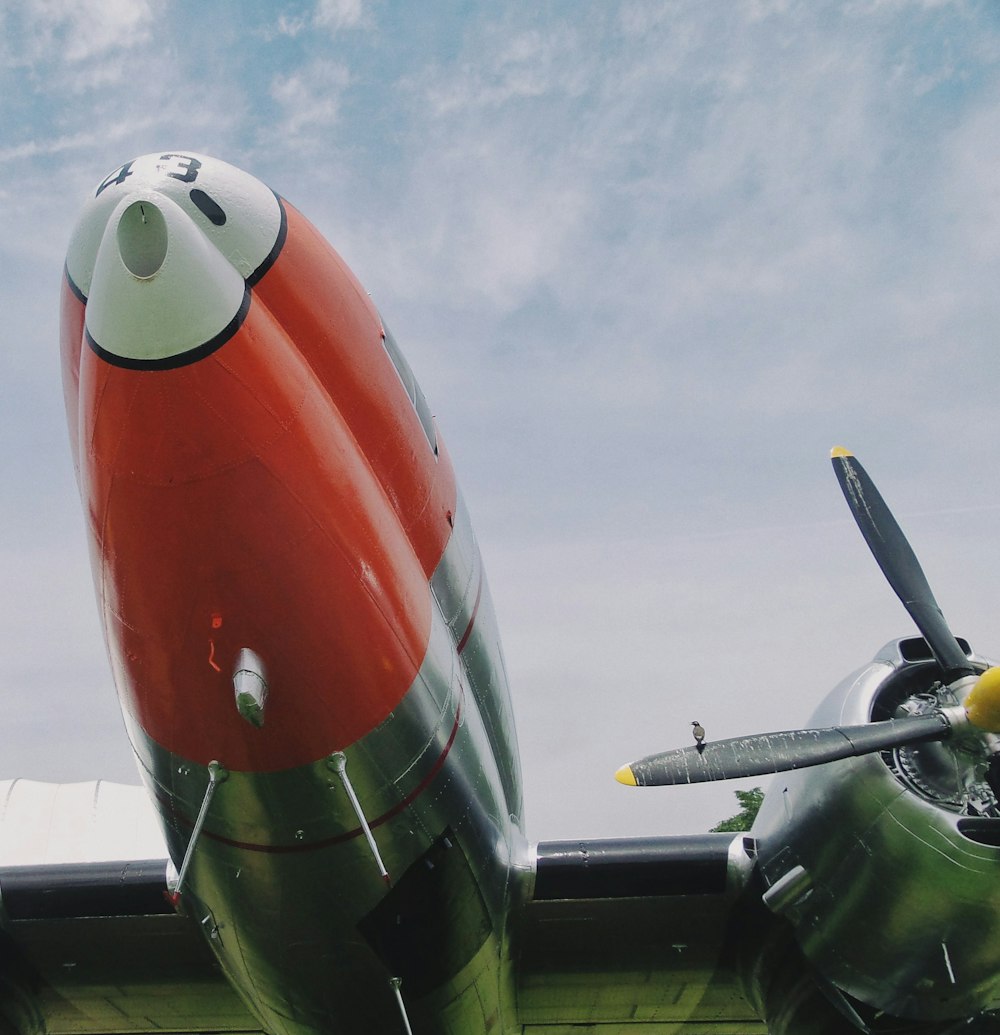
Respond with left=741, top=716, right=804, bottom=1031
left=123, top=494, right=524, bottom=1035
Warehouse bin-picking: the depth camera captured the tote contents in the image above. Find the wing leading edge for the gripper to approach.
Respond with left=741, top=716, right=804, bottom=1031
left=0, top=780, right=263, bottom=1035
left=517, top=833, right=766, bottom=1033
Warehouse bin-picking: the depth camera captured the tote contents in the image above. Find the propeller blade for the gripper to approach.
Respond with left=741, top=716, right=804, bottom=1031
left=615, top=712, right=950, bottom=787
left=831, top=447, right=974, bottom=681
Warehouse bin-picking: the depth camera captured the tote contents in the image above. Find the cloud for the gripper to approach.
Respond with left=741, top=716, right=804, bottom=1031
left=0, top=119, right=158, bottom=168
left=314, top=0, right=363, bottom=32
left=267, top=60, right=352, bottom=142
left=3, top=0, right=152, bottom=65
left=419, top=27, right=588, bottom=117
left=269, top=0, right=364, bottom=39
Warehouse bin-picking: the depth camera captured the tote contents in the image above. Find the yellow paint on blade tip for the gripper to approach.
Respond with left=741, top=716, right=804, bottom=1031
left=615, top=765, right=638, bottom=786
left=830, top=446, right=853, bottom=458
left=965, top=667, right=1000, bottom=733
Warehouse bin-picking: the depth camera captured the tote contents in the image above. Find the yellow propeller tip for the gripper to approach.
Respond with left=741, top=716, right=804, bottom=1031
left=615, top=764, right=638, bottom=787
left=966, top=667, right=1000, bottom=733
left=830, top=446, right=853, bottom=458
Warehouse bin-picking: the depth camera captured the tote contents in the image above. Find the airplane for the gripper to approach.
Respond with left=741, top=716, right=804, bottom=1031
left=3, top=149, right=1000, bottom=1035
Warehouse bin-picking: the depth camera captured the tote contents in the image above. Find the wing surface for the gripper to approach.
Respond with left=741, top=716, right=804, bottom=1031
left=517, top=833, right=765, bottom=1033
left=0, top=780, right=263, bottom=1035
left=1, top=785, right=765, bottom=1032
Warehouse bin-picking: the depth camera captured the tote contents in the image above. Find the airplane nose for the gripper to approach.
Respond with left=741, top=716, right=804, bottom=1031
left=85, top=190, right=248, bottom=369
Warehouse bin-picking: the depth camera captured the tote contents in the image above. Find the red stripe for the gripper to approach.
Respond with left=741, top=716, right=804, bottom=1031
left=160, top=689, right=464, bottom=855
left=456, top=572, right=483, bottom=655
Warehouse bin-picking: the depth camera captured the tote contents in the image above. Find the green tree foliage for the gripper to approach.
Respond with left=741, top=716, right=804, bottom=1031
left=710, top=787, right=764, bottom=832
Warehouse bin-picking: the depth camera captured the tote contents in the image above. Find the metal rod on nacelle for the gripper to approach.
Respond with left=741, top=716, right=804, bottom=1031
left=942, top=942, right=957, bottom=985
left=389, top=977, right=414, bottom=1035
left=328, top=751, right=390, bottom=884
left=169, top=760, right=227, bottom=904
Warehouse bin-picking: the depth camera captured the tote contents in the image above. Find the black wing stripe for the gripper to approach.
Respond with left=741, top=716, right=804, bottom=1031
left=534, top=834, right=734, bottom=900
left=0, top=859, right=171, bottom=920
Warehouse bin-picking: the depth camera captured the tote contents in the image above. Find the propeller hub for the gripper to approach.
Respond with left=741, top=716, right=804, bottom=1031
left=964, top=668, right=1000, bottom=732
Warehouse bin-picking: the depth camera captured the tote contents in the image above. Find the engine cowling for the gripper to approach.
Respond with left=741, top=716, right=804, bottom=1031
left=751, top=637, right=1000, bottom=1023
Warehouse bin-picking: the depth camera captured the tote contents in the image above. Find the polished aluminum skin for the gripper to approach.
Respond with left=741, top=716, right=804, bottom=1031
left=128, top=495, right=525, bottom=1035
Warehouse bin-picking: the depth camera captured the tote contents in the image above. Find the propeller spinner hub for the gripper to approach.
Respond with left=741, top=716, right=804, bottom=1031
left=964, top=668, right=1000, bottom=733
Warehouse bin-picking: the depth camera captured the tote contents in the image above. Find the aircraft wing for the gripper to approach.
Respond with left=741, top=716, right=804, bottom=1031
left=517, top=833, right=766, bottom=1033
left=4, top=782, right=762, bottom=1033
left=0, top=780, right=262, bottom=1035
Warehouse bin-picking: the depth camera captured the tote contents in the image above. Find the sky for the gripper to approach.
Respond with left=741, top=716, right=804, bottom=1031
left=4, top=0, right=1000, bottom=841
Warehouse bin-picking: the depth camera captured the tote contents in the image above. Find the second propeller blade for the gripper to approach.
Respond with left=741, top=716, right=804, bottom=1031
left=616, top=712, right=951, bottom=787
left=831, top=447, right=973, bottom=682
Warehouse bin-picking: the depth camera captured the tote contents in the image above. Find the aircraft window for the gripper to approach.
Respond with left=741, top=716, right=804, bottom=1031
left=381, top=325, right=438, bottom=457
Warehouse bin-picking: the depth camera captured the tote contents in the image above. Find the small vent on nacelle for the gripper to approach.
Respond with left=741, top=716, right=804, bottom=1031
left=898, top=636, right=972, bottom=664
left=957, top=818, right=1000, bottom=847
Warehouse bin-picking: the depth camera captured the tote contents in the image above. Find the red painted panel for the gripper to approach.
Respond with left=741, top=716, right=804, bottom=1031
left=73, top=216, right=454, bottom=772
left=253, top=203, right=456, bottom=576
